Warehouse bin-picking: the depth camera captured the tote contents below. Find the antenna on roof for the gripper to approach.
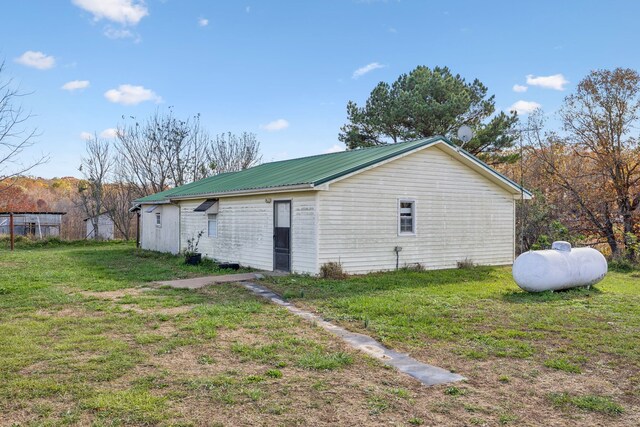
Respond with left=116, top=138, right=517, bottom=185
left=457, top=125, right=474, bottom=148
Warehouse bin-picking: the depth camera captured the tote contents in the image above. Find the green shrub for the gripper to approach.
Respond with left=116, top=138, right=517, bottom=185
left=402, top=263, right=425, bottom=272
left=608, top=257, right=636, bottom=272
left=319, top=261, right=347, bottom=280
left=457, top=258, right=475, bottom=269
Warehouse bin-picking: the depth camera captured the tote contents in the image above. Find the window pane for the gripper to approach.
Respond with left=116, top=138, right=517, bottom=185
left=208, top=214, right=217, bottom=237
left=399, top=201, right=414, bottom=233
left=276, top=202, right=290, bottom=228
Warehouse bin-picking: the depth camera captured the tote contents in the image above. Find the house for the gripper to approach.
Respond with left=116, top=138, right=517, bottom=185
left=84, top=213, right=115, bottom=240
left=0, top=211, right=66, bottom=238
left=134, top=136, right=532, bottom=274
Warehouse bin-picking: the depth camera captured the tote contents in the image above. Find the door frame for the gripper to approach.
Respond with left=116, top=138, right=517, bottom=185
left=273, top=200, right=292, bottom=272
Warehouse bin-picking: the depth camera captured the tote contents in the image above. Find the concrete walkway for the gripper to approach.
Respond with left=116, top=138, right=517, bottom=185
left=241, top=282, right=465, bottom=386
left=155, top=273, right=260, bottom=289
left=155, top=273, right=464, bottom=386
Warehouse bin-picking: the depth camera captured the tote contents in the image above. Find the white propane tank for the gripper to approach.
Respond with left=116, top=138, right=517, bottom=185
left=512, top=241, right=607, bottom=292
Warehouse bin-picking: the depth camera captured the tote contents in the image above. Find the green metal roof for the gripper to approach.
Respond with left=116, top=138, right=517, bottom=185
left=136, top=136, right=531, bottom=203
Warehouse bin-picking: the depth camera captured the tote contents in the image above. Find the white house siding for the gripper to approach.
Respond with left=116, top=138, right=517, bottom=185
left=179, top=192, right=318, bottom=274
left=317, top=145, right=515, bottom=274
left=140, top=204, right=180, bottom=254
left=86, top=213, right=114, bottom=240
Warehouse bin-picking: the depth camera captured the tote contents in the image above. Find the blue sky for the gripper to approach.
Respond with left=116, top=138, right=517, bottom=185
left=1, top=0, right=639, bottom=178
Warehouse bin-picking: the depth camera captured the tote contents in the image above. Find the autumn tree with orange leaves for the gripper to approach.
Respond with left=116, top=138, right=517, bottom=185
left=520, top=68, right=640, bottom=259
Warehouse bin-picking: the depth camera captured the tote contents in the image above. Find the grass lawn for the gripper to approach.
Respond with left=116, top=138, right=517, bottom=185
left=1, top=242, right=456, bottom=426
left=1, top=242, right=638, bottom=426
left=264, top=266, right=640, bottom=426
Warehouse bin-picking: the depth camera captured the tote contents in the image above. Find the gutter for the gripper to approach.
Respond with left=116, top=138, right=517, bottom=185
left=132, top=199, right=173, bottom=206
left=166, top=183, right=316, bottom=201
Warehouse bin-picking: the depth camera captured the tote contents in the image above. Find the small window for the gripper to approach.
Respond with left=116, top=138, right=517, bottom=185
left=155, top=212, right=161, bottom=227
left=208, top=214, right=218, bottom=238
left=398, top=200, right=416, bottom=235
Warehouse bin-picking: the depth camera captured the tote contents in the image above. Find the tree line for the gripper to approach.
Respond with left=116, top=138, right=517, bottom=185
left=502, top=68, right=640, bottom=260
left=342, top=66, right=640, bottom=261
left=79, top=109, right=262, bottom=239
left=3, top=58, right=640, bottom=260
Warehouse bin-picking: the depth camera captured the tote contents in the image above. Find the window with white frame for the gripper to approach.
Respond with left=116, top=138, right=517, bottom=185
left=398, top=200, right=416, bottom=235
left=208, top=214, right=218, bottom=237
left=155, top=212, right=161, bottom=227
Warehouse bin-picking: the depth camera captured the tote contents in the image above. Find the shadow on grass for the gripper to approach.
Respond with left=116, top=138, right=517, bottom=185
left=502, top=286, right=602, bottom=304
left=271, top=266, right=500, bottom=301
left=9, top=242, right=239, bottom=293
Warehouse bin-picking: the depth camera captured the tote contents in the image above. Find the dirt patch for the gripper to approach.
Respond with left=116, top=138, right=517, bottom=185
left=407, top=346, right=640, bottom=427
left=78, top=288, right=147, bottom=300
left=0, top=396, right=95, bottom=427
left=34, top=306, right=103, bottom=318
left=146, top=325, right=460, bottom=426
left=118, top=303, right=194, bottom=316
left=0, top=261, right=22, bottom=268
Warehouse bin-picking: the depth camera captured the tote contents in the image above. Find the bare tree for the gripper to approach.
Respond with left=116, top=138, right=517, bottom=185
left=207, top=132, right=262, bottom=174
left=115, top=108, right=211, bottom=196
left=102, top=162, right=141, bottom=240
left=0, top=61, right=48, bottom=189
left=78, top=136, right=112, bottom=239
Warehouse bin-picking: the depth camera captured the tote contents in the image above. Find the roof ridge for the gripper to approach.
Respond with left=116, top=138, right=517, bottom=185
left=255, top=136, right=438, bottom=168
left=135, top=135, right=535, bottom=204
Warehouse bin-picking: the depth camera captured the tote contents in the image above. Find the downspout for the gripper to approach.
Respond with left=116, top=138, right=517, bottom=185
left=178, top=202, right=182, bottom=254
left=136, top=211, right=141, bottom=248
left=315, top=192, right=320, bottom=276
left=9, top=213, right=14, bottom=251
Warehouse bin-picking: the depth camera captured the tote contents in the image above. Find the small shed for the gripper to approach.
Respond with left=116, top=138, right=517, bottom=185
left=0, top=211, right=66, bottom=238
left=84, top=213, right=115, bottom=240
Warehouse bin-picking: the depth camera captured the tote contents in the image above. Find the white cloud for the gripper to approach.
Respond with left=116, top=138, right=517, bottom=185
left=526, top=74, right=569, bottom=91
left=512, top=84, right=528, bottom=93
left=104, top=26, right=136, bottom=39
left=245, top=6, right=251, bottom=13
left=198, top=17, right=209, bottom=27
left=352, top=62, right=385, bottom=79
left=72, top=0, right=148, bottom=25
left=15, top=51, right=55, bottom=70
left=325, top=144, right=345, bottom=154
left=62, top=80, right=90, bottom=91
left=104, top=84, right=162, bottom=105
left=80, top=132, right=93, bottom=141
left=100, top=128, right=118, bottom=138
left=510, top=100, right=542, bottom=115
left=261, top=119, right=289, bottom=132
